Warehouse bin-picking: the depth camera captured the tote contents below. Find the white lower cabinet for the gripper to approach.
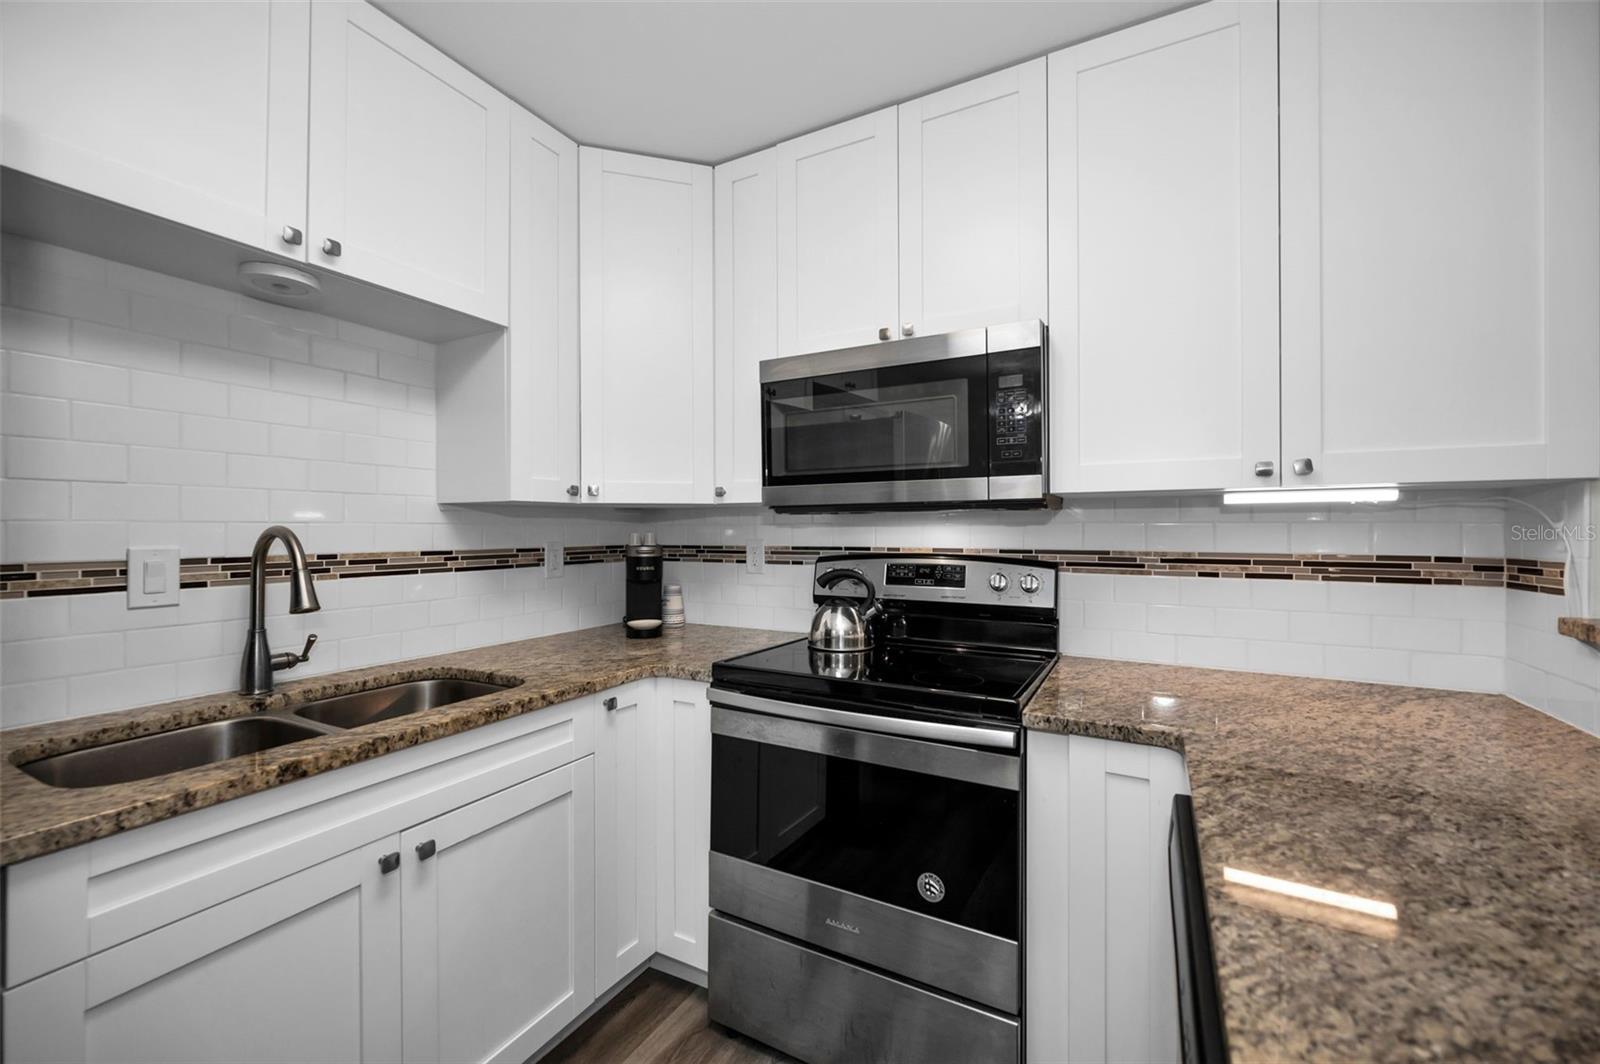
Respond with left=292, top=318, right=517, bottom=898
left=1, top=681, right=715, bottom=1063
left=4, top=836, right=403, bottom=1064
left=1026, top=732, right=1190, bottom=1064
left=654, top=681, right=712, bottom=971
left=401, top=760, right=595, bottom=1064
left=593, top=681, right=659, bottom=987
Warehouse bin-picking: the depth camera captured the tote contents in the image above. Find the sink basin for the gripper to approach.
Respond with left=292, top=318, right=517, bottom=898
left=290, top=678, right=517, bottom=729
left=19, top=716, right=332, bottom=789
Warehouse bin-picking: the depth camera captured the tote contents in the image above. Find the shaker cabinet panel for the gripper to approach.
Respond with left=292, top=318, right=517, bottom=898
left=308, top=0, right=510, bottom=324
left=401, top=759, right=595, bottom=1064
left=0, top=0, right=310, bottom=259
left=775, top=108, right=900, bottom=356
left=3, top=837, right=403, bottom=1064
left=1280, top=0, right=1600, bottom=484
left=655, top=681, right=713, bottom=972
left=436, top=106, right=579, bottom=504
left=1026, top=733, right=1189, bottom=1064
left=579, top=149, right=715, bottom=505
left=1048, top=1, right=1280, bottom=493
left=713, top=148, right=779, bottom=505
left=593, top=681, right=660, bottom=989
left=899, top=59, right=1047, bottom=337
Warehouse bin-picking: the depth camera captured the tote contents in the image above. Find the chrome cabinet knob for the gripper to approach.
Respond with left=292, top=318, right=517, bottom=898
left=1292, top=457, right=1315, bottom=476
left=566, top=484, right=580, bottom=497
left=1254, top=460, right=1275, bottom=477
left=902, top=322, right=914, bottom=337
left=586, top=484, right=599, bottom=497
left=714, top=486, right=727, bottom=498
left=322, top=237, right=342, bottom=257
left=281, top=225, right=303, bottom=246
left=1019, top=573, right=1041, bottom=594
left=878, top=326, right=891, bottom=341
left=989, top=572, right=1009, bottom=592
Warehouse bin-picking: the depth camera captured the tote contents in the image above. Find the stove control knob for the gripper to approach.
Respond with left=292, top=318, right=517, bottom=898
left=989, top=572, right=1009, bottom=592
left=1019, top=573, right=1042, bottom=595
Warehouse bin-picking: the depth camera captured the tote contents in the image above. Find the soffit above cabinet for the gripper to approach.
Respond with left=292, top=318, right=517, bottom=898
left=373, top=0, right=1186, bottom=163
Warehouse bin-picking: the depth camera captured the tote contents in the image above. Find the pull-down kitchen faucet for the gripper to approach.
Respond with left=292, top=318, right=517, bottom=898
left=239, top=525, right=321, bottom=695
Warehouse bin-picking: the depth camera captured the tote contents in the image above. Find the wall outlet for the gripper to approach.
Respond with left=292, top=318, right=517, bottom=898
left=127, top=547, right=181, bottom=609
left=746, top=539, right=765, bottom=573
left=546, top=541, right=564, bottom=577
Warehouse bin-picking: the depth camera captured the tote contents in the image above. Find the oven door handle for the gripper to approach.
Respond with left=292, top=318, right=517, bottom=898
left=709, top=691, right=1020, bottom=791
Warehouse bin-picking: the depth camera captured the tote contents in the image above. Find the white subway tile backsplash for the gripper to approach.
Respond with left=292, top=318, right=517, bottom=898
left=229, top=385, right=309, bottom=425
left=3, top=392, right=70, bottom=437
left=130, top=370, right=229, bottom=414
left=270, top=359, right=345, bottom=399
left=9, top=350, right=129, bottom=404
left=7, top=437, right=126, bottom=482
left=229, top=315, right=312, bottom=362
left=179, top=343, right=271, bottom=387
left=131, top=293, right=229, bottom=346
left=129, top=446, right=228, bottom=487
left=70, top=402, right=181, bottom=446
left=1, top=478, right=70, bottom=520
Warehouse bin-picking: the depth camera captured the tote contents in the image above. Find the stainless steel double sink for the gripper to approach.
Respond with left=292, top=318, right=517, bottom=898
left=18, top=678, right=518, bottom=790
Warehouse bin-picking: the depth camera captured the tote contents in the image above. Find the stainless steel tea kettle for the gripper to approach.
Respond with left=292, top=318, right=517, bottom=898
left=808, top=568, right=883, bottom=652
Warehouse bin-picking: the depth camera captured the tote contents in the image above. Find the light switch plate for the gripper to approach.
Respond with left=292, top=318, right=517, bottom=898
left=746, top=539, right=765, bottom=573
left=545, top=542, right=564, bottom=577
left=127, top=547, right=181, bottom=609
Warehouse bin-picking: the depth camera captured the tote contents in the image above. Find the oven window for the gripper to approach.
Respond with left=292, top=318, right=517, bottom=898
left=763, top=353, right=990, bottom=485
left=711, top=734, right=1019, bottom=939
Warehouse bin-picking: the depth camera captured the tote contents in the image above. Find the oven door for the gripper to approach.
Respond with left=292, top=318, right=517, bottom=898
left=760, top=331, right=991, bottom=508
left=708, top=690, right=1021, bottom=1013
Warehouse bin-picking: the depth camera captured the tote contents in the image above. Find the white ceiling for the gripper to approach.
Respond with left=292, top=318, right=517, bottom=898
left=373, top=1, right=1189, bottom=164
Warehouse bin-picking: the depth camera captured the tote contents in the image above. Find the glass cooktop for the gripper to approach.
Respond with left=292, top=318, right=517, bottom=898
left=711, top=637, right=1056, bottom=723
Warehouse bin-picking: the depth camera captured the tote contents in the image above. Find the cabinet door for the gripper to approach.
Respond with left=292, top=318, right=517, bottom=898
left=401, top=759, right=595, bottom=1064
left=579, top=149, right=715, bottom=505
left=309, top=1, right=510, bottom=323
left=0, top=0, right=309, bottom=258
left=899, top=60, right=1046, bottom=337
left=3, top=837, right=402, bottom=1064
left=1281, top=0, right=1600, bottom=484
left=1048, top=2, right=1280, bottom=493
left=775, top=108, right=899, bottom=355
left=593, top=681, right=658, bottom=989
left=655, top=681, right=711, bottom=972
left=1026, top=733, right=1189, bottom=1064
left=713, top=148, right=778, bottom=505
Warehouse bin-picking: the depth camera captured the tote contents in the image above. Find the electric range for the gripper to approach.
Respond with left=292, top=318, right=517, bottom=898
left=707, top=553, right=1059, bottom=1064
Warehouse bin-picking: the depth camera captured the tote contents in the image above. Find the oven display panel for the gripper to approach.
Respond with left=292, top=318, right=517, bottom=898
left=886, top=563, right=966, bottom=588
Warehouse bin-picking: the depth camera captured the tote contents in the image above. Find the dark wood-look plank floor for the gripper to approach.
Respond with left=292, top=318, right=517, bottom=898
left=542, top=969, right=797, bottom=1064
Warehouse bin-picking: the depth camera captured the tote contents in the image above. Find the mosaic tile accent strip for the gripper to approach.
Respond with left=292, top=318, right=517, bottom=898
left=1, top=544, right=1565, bottom=598
left=759, top=545, right=1567, bottom=594
left=1, top=547, right=549, bottom=599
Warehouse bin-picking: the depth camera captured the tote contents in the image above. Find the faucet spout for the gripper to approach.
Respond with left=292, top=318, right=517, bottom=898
left=240, top=525, right=322, bottom=695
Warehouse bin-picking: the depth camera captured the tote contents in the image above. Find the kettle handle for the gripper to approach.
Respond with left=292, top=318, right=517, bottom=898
left=817, top=567, right=879, bottom=612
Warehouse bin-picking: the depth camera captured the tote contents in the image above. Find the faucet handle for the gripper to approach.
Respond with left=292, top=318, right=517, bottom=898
left=272, top=633, right=317, bottom=672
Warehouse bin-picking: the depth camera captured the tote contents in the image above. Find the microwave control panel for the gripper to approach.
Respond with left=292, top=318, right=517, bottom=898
left=988, top=345, right=1044, bottom=475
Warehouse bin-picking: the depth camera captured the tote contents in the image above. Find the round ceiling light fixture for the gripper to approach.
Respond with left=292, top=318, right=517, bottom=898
left=237, top=261, right=321, bottom=302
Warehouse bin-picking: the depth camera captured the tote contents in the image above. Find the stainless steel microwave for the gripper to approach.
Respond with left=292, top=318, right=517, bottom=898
left=759, top=321, right=1049, bottom=510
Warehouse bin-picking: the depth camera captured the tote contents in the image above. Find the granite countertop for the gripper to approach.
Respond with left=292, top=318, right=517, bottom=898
left=1558, top=616, right=1600, bottom=650
left=4, top=625, right=1598, bottom=1059
left=1026, top=658, right=1600, bottom=1062
left=0, top=624, right=786, bottom=866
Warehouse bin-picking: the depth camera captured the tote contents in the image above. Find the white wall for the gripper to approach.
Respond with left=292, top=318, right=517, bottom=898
left=0, top=237, right=628, bottom=726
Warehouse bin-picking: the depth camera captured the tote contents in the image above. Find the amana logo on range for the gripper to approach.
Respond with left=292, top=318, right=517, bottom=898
left=918, top=872, right=946, bottom=903
left=824, top=917, right=862, bottom=935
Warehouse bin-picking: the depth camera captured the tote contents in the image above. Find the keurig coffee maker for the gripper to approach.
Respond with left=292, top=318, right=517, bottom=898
left=624, top=532, right=663, bottom=639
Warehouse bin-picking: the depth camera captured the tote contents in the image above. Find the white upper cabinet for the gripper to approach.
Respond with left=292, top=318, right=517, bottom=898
left=1048, top=1, right=1280, bottom=493
left=0, top=0, right=311, bottom=259
left=775, top=108, right=900, bottom=355
left=436, top=106, right=579, bottom=504
left=899, top=60, right=1047, bottom=337
left=1280, top=0, right=1600, bottom=484
left=579, top=148, right=715, bottom=505
left=309, top=1, right=510, bottom=324
left=713, top=148, right=779, bottom=505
